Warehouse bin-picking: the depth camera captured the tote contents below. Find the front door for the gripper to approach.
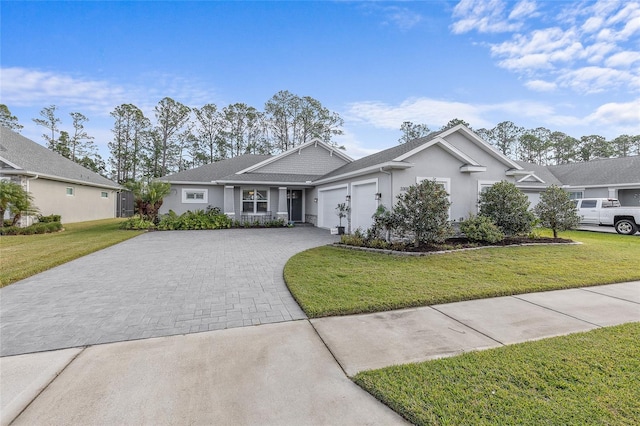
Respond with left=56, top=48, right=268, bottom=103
left=287, top=190, right=303, bottom=222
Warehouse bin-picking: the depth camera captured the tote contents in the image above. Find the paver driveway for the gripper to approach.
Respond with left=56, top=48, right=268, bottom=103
left=0, top=227, right=338, bottom=356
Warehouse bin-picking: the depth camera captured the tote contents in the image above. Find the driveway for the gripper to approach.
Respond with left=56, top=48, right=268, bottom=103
left=0, top=227, right=338, bottom=357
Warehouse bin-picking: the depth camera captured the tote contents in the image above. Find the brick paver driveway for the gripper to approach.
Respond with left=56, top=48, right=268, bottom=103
left=0, top=227, right=338, bottom=356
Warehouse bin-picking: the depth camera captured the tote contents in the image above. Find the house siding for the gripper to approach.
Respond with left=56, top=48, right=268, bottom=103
left=27, top=178, right=117, bottom=224
left=159, top=184, right=224, bottom=215
left=253, top=145, right=348, bottom=175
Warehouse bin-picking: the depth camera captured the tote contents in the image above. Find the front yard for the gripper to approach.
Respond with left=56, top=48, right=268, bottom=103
left=354, top=323, right=640, bottom=425
left=284, top=230, right=640, bottom=317
left=0, top=219, right=144, bottom=287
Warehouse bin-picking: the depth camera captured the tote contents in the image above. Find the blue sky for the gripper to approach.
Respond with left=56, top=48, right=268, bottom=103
left=2, top=0, right=639, bottom=160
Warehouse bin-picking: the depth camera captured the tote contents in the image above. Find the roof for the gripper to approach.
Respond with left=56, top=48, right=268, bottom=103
left=0, top=127, right=120, bottom=189
left=515, top=161, right=563, bottom=188
left=547, top=156, right=640, bottom=186
left=161, top=154, right=271, bottom=183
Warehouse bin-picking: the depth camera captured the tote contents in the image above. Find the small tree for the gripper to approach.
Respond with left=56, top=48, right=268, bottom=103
left=479, top=181, right=535, bottom=236
left=125, top=180, right=171, bottom=224
left=534, top=185, right=580, bottom=238
left=335, top=203, right=350, bottom=228
left=393, top=179, right=452, bottom=246
left=0, top=181, right=38, bottom=226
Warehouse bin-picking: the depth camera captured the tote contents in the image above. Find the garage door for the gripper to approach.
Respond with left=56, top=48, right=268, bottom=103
left=318, top=186, right=348, bottom=229
left=351, top=182, right=377, bottom=232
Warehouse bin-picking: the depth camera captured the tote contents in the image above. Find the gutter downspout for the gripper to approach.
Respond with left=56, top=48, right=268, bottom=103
left=25, top=174, right=39, bottom=227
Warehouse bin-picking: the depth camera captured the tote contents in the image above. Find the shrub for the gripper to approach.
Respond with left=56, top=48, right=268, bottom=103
left=37, top=214, right=61, bottom=223
left=478, top=181, right=535, bottom=236
left=368, top=205, right=397, bottom=242
left=534, top=185, right=581, bottom=238
left=340, top=229, right=366, bottom=246
left=120, top=216, right=156, bottom=230
left=392, top=179, right=453, bottom=246
left=156, top=208, right=233, bottom=230
left=460, top=215, right=504, bottom=243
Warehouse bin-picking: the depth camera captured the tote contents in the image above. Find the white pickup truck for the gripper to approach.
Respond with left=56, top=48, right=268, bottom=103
left=573, top=198, right=640, bottom=235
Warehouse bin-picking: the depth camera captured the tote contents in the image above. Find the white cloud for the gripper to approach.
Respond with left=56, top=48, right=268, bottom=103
left=605, top=51, right=640, bottom=67
left=451, top=0, right=523, bottom=34
left=382, top=6, right=423, bottom=31
left=557, top=66, right=639, bottom=93
left=586, top=99, right=640, bottom=133
left=509, top=0, right=538, bottom=20
left=525, top=79, right=557, bottom=92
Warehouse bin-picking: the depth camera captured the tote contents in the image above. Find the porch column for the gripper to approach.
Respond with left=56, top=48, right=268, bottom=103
left=277, top=187, right=288, bottom=222
left=224, top=186, right=235, bottom=219
left=608, top=188, right=617, bottom=199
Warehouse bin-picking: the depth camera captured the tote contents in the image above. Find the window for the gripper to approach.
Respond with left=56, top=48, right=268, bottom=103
left=580, top=200, right=597, bottom=208
left=242, top=188, right=269, bottom=213
left=182, top=188, right=208, bottom=203
left=568, top=191, right=584, bottom=200
left=66, top=187, right=74, bottom=196
left=101, top=192, right=109, bottom=198
left=602, top=199, right=621, bottom=208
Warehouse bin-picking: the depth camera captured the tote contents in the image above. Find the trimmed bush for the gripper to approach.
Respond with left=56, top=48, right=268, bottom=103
left=120, top=216, right=156, bottom=230
left=478, top=181, right=536, bottom=236
left=460, top=215, right=504, bottom=243
left=37, top=214, right=61, bottom=223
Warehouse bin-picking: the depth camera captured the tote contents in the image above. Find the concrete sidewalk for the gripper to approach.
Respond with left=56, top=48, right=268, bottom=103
left=2, top=282, right=638, bottom=425
left=312, top=282, right=640, bottom=376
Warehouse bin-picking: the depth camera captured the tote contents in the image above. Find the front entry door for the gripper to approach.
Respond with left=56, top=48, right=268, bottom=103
left=287, top=190, right=303, bottom=222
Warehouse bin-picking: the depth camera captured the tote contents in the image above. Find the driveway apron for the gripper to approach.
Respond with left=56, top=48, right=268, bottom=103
left=0, top=227, right=338, bottom=356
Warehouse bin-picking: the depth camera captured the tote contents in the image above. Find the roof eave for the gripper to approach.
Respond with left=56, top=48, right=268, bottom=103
left=313, top=161, right=412, bottom=185
left=0, top=169, right=121, bottom=190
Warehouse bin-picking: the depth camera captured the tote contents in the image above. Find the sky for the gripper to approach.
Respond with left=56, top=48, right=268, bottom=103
left=1, top=0, right=639, bottom=162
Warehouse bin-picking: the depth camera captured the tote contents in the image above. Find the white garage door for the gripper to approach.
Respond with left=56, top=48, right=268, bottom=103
left=318, top=186, right=348, bottom=229
left=351, top=182, right=377, bottom=232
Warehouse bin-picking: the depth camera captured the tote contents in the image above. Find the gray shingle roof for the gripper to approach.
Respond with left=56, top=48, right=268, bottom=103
left=320, top=131, right=444, bottom=180
left=547, top=156, right=640, bottom=186
left=515, top=161, right=563, bottom=187
left=0, top=127, right=119, bottom=188
left=218, top=173, right=323, bottom=183
left=161, top=154, right=272, bottom=182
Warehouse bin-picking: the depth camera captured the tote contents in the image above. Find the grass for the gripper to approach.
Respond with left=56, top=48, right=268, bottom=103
left=0, top=219, right=144, bottom=287
left=284, top=230, right=640, bottom=317
left=354, top=323, right=640, bottom=425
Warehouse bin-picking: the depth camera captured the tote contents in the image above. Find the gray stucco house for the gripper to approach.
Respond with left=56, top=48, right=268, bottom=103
left=160, top=124, right=640, bottom=232
left=0, top=127, right=121, bottom=225
left=516, top=156, right=640, bottom=207
left=160, top=125, right=531, bottom=231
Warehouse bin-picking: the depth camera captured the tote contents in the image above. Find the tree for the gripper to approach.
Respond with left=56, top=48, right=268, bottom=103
left=68, top=112, right=97, bottom=163
left=478, top=181, right=535, bottom=236
left=398, top=121, right=430, bottom=144
left=124, top=180, right=171, bottom=223
left=153, top=97, right=191, bottom=177
left=486, top=121, right=524, bottom=157
left=549, top=131, right=578, bottom=165
left=440, top=118, right=470, bottom=131
left=33, top=105, right=61, bottom=149
left=578, top=135, right=612, bottom=161
left=392, top=179, right=453, bottom=246
left=109, top=104, right=150, bottom=183
left=534, top=185, right=580, bottom=238
left=611, top=134, right=640, bottom=157
left=193, top=103, right=225, bottom=162
left=221, top=103, right=265, bottom=157
left=0, top=104, right=23, bottom=132
left=519, top=127, right=551, bottom=164
left=0, top=181, right=38, bottom=226
left=264, top=90, right=343, bottom=152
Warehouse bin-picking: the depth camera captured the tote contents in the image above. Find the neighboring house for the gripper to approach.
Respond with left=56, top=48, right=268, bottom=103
left=160, top=125, right=531, bottom=231
left=0, top=127, right=121, bottom=225
left=516, top=156, right=640, bottom=207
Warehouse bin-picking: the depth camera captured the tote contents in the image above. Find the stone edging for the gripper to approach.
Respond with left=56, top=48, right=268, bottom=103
left=331, top=241, right=583, bottom=256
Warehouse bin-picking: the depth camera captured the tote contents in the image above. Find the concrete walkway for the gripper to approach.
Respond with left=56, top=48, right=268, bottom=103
left=2, top=282, right=638, bottom=425
left=312, top=281, right=640, bottom=376
left=0, top=227, right=338, bottom=357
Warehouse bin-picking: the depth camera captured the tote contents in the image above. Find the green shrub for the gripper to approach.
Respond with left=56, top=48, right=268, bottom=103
left=37, top=214, right=61, bottom=223
left=534, top=185, right=581, bottom=238
left=340, top=230, right=366, bottom=247
left=392, top=179, right=453, bottom=246
left=156, top=208, right=232, bottom=231
left=0, top=226, right=19, bottom=235
left=120, top=216, right=156, bottom=230
left=460, top=215, right=504, bottom=243
left=478, top=181, right=535, bottom=236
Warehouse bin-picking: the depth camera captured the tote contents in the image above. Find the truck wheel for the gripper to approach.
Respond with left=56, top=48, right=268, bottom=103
left=614, top=219, right=638, bottom=235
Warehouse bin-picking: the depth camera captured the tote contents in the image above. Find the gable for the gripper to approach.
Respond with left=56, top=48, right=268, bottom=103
left=252, top=143, right=349, bottom=175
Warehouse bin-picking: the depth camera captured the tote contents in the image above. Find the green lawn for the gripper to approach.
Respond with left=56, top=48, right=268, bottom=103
left=0, top=219, right=144, bottom=287
left=354, top=323, right=640, bottom=425
left=284, top=230, right=640, bottom=317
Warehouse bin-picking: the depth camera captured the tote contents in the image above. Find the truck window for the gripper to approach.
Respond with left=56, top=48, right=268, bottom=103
left=602, top=200, right=621, bottom=208
left=580, top=200, right=597, bottom=208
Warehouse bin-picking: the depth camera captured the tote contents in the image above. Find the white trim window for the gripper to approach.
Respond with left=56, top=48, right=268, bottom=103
left=568, top=191, right=584, bottom=200
left=182, top=188, right=208, bottom=204
left=101, top=191, right=109, bottom=199
left=66, top=187, right=74, bottom=196
left=242, top=188, right=269, bottom=213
